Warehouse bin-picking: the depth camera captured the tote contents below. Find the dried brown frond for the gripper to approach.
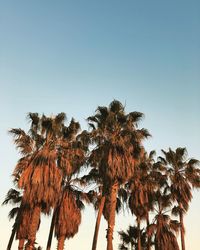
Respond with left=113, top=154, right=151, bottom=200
left=55, top=190, right=81, bottom=239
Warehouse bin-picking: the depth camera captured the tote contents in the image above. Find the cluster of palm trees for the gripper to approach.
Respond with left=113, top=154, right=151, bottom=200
left=3, top=100, right=200, bottom=250
left=118, top=147, right=200, bottom=250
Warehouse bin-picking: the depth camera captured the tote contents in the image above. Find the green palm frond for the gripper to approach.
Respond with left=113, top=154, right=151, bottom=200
left=169, top=219, right=180, bottom=233
left=76, top=199, right=85, bottom=210
left=96, top=106, right=108, bottom=117
left=188, top=158, right=200, bottom=166
left=118, top=244, right=128, bottom=250
left=147, top=224, right=157, bottom=236
left=27, top=112, right=40, bottom=127
left=149, top=150, right=156, bottom=160
left=172, top=205, right=181, bottom=216
left=109, top=100, right=124, bottom=113
left=2, top=188, right=22, bottom=205
left=67, top=118, right=80, bottom=136
left=128, top=111, right=144, bottom=123
left=175, top=147, right=187, bottom=161
left=54, top=112, right=66, bottom=125
left=87, top=116, right=98, bottom=123
left=8, top=207, right=19, bottom=220
left=118, top=188, right=128, bottom=203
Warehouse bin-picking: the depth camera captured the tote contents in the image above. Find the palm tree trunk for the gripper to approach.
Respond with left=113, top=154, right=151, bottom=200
left=25, top=205, right=41, bottom=250
left=57, top=235, right=65, bottom=250
left=106, top=182, right=118, bottom=250
left=7, top=226, right=17, bottom=250
left=146, top=213, right=151, bottom=250
left=18, top=239, right=25, bottom=250
left=92, top=195, right=106, bottom=250
left=7, top=204, right=24, bottom=250
left=137, top=217, right=141, bottom=250
left=179, top=211, right=185, bottom=250
left=46, top=208, right=57, bottom=250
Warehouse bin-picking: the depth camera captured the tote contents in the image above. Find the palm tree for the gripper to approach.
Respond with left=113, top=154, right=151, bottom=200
left=88, top=100, right=150, bottom=250
left=10, top=113, right=67, bottom=249
left=118, top=225, right=147, bottom=250
left=92, top=195, right=106, bottom=250
left=54, top=188, right=81, bottom=250
left=119, top=225, right=137, bottom=250
left=80, top=168, right=106, bottom=250
left=2, top=187, right=41, bottom=250
left=2, top=188, right=25, bottom=250
left=54, top=184, right=92, bottom=250
left=45, top=119, right=90, bottom=250
left=128, top=176, right=144, bottom=250
left=147, top=192, right=180, bottom=250
left=127, top=151, right=156, bottom=250
left=45, top=121, right=88, bottom=250
left=81, top=168, right=124, bottom=250
left=158, top=147, right=200, bottom=250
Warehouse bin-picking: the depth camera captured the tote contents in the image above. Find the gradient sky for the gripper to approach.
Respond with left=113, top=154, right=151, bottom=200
left=0, top=1, right=200, bottom=249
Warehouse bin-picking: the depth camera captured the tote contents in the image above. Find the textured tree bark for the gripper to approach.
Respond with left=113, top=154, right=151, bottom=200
left=25, top=205, right=41, bottom=250
left=46, top=208, right=57, bottom=250
left=57, top=235, right=65, bottom=250
left=92, top=195, right=106, bottom=250
left=106, top=182, right=118, bottom=250
left=137, top=217, right=141, bottom=250
left=18, top=239, right=25, bottom=250
left=180, top=211, right=185, bottom=250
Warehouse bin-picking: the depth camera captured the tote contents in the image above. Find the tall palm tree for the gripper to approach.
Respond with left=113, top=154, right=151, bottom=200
left=92, top=194, right=106, bottom=250
left=81, top=168, right=123, bottom=250
left=158, top=147, right=200, bottom=250
left=88, top=100, right=150, bottom=250
left=10, top=113, right=67, bottom=249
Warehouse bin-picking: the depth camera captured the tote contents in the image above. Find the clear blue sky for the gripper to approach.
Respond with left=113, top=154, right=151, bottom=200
left=0, top=1, right=200, bottom=249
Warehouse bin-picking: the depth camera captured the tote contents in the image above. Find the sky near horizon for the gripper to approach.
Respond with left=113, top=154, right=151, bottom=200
left=0, top=0, right=200, bottom=249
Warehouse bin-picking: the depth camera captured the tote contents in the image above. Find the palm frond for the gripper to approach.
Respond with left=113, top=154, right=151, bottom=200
left=109, top=100, right=124, bottom=113
left=2, top=188, right=22, bottom=205
left=8, top=207, right=19, bottom=220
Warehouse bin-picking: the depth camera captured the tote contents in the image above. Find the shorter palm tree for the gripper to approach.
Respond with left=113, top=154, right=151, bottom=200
left=126, top=151, right=156, bottom=250
left=55, top=188, right=81, bottom=250
left=118, top=225, right=147, bottom=250
left=80, top=168, right=106, bottom=250
left=2, top=188, right=34, bottom=250
left=158, top=147, right=200, bottom=250
left=3, top=188, right=23, bottom=250
left=147, top=192, right=180, bottom=250
left=54, top=174, right=94, bottom=250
